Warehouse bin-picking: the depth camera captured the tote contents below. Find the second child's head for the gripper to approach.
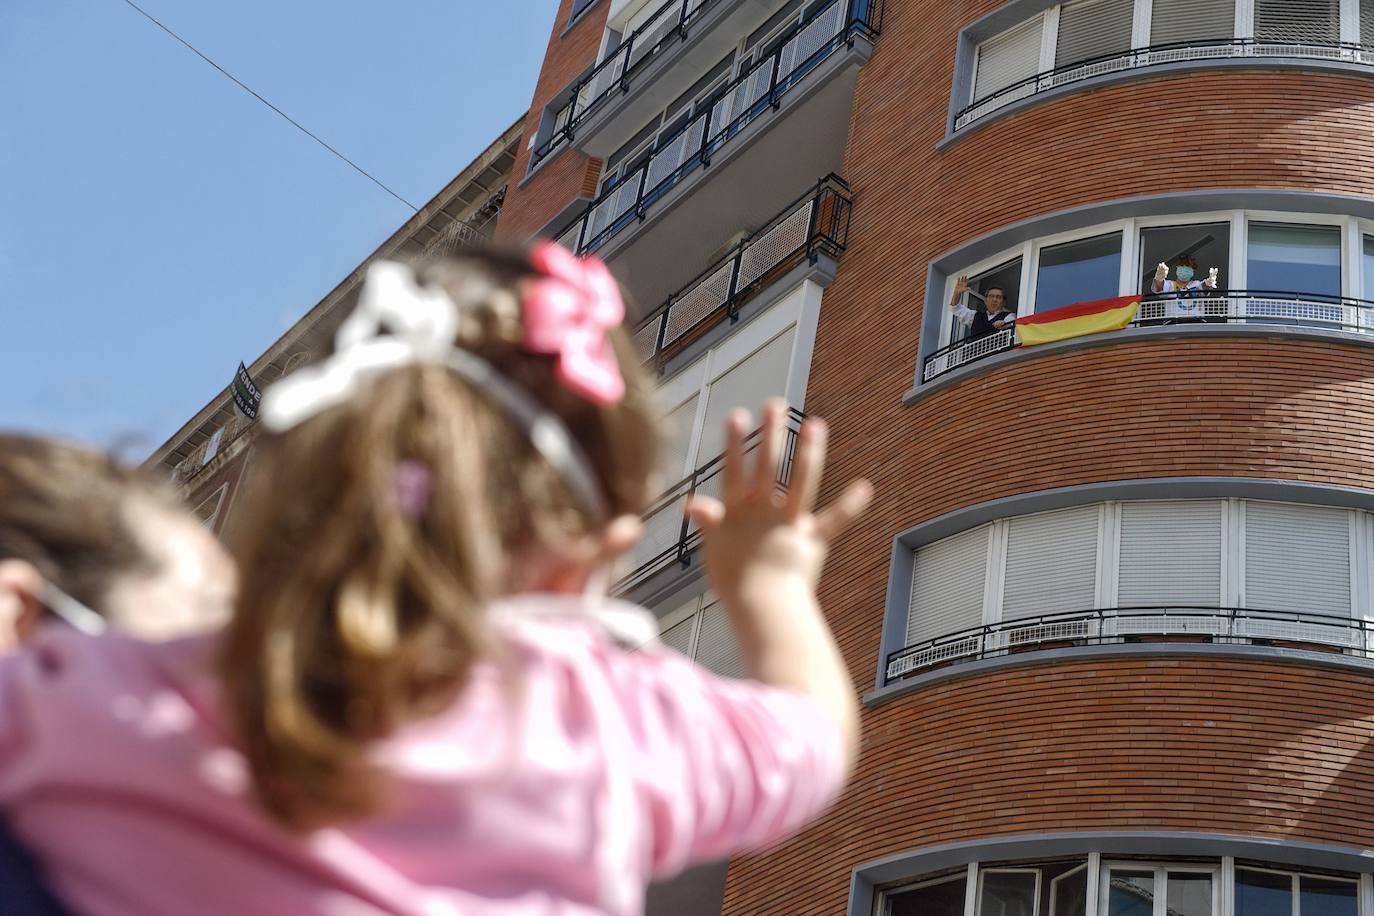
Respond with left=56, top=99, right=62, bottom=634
left=223, top=245, right=660, bottom=829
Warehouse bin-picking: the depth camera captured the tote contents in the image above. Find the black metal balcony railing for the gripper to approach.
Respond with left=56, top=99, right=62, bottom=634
left=630, top=174, right=851, bottom=369
left=170, top=414, right=254, bottom=486
left=551, top=0, right=882, bottom=256
left=616, top=407, right=803, bottom=592
left=885, top=605, right=1374, bottom=681
left=955, top=37, right=1374, bottom=130
left=922, top=289, right=1374, bottom=383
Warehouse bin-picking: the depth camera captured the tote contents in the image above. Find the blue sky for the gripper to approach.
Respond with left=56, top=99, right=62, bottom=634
left=0, top=0, right=558, bottom=458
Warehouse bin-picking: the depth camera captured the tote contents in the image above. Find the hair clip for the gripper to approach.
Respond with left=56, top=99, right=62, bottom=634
left=523, top=242, right=626, bottom=406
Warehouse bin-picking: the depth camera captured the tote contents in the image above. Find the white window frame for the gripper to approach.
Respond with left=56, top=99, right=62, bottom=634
left=966, top=0, right=1365, bottom=109
left=937, top=207, right=1370, bottom=348
left=653, top=280, right=822, bottom=481
left=1099, top=861, right=1222, bottom=916
left=977, top=867, right=1044, bottom=916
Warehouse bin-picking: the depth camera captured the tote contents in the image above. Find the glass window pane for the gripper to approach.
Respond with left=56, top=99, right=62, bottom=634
left=1049, top=864, right=1088, bottom=916
left=1247, top=223, right=1341, bottom=297
left=1236, top=868, right=1292, bottom=916
left=888, top=875, right=967, bottom=916
left=1036, top=232, right=1122, bottom=313
left=1108, top=870, right=1154, bottom=916
left=1138, top=223, right=1230, bottom=323
left=1299, top=875, right=1358, bottom=916
left=980, top=870, right=1037, bottom=916
left=1167, top=872, right=1212, bottom=916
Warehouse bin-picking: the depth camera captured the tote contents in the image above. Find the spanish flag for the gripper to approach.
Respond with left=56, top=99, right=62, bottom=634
left=1015, top=295, right=1140, bottom=347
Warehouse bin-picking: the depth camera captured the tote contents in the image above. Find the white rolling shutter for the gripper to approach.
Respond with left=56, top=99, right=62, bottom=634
left=906, top=525, right=990, bottom=645
left=696, top=328, right=795, bottom=462
left=1245, top=502, right=1352, bottom=615
left=1118, top=501, right=1224, bottom=607
left=693, top=600, right=745, bottom=677
left=1002, top=506, right=1100, bottom=620
left=660, top=614, right=696, bottom=656
left=973, top=16, right=1044, bottom=101
left=1363, top=0, right=1374, bottom=45
left=1055, top=0, right=1134, bottom=67
left=1254, top=0, right=1340, bottom=45
left=1150, top=0, right=1237, bottom=45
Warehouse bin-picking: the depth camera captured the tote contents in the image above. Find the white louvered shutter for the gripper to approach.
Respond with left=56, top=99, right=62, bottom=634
left=1055, top=0, right=1134, bottom=67
left=1244, top=502, right=1352, bottom=615
left=696, top=327, right=795, bottom=461
left=1254, top=0, right=1340, bottom=45
left=660, top=614, right=696, bottom=656
left=973, top=16, right=1044, bottom=101
left=1362, top=0, right=1374, bottom=45
left=906, top=525, right=990, bottom=645
left=693, top=600, right=745, bottom=677
left=1118, top=501, right=1224, bottom=607
left=1150, top=0, right=1237, bottom=45
left=1002, top=506, right=1100, bottom=620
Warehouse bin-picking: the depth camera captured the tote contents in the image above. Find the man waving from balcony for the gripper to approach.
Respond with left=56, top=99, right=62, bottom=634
left=950, top=275, right=1016, bottom=340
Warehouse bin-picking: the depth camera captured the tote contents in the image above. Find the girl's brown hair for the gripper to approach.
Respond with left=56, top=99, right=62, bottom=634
left=0, top=434, right=170, bottom=610
left=221, top=247, right=660, bottom=829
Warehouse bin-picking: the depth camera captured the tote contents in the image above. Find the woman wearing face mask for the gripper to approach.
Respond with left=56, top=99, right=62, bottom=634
left=0, top=433, right=238, bottom=915
left=1151, top=255, right=1220, bottom=323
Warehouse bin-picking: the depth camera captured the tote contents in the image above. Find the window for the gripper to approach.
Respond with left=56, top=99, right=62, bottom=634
left=888, top=873, right=968, bottom=916
left=1035, top=232, right=1122, bottom=313
left=899, top=498, right=1370, bottom=657
left=973, top=16, right=1045, bottom=102
left=1254, top=0, right=1341, bottom=45
left=1150, top=0, right=1236, bottom=45
left=1364, top=234, right=1374, bottom=300
left=569, top=0, right=598, bottom=24
left=1137, top=222, right=1230, bottom=296
left=1235, top=867, right=1359, bottom=916
left=1247, top=223, right=1341, bottom=296
left=1103, top=866, right=1215, bottom=916
left=1364, top=0, right=1374, bottom=45
left=951, top=259, right=1023, bottom=344
left=658, top=593, right=744, bottom=677
left=1056, top=0, right=1133, bottom=68
left=980, top=869, right=1040, bottom=916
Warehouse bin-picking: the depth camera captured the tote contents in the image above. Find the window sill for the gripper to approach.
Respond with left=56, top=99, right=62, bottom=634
left=864, top=641, right=1374, bottom=708
left=903, top=322, right=1374, bottom=407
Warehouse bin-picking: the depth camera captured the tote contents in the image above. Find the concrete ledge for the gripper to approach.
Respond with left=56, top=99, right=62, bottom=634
left=865, top=641, right=1374, bottom=708
left=902, top=321, right=1374, bottom=406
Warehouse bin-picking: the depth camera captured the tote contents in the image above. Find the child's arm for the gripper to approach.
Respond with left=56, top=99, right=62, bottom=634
left=686, top=399, right=870, bottom=778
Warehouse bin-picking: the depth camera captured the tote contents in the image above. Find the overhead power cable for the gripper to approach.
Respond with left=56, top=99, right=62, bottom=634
left=118, top=0, right=419, bottom=212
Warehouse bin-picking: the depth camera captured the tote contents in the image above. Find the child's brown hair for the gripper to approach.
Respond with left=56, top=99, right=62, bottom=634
left=221, top=248, right=660, bottom=829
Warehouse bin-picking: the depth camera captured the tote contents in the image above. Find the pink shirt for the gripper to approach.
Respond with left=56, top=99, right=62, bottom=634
left=0, top=596, right=846, bottom=916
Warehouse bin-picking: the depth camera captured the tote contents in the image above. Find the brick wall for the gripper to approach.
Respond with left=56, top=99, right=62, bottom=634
left=722, top=655, right=1374, bottom=913
left=715, top=0, right=1374, bottom=911
left=495, top=0, right=609, bottom=242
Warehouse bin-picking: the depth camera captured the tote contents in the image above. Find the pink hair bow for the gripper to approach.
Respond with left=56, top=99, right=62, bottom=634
left=523, top=242, right=626, bottom=405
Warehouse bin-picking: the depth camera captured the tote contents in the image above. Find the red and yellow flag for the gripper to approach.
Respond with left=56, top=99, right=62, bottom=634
left=1015, top=295, right=1139, bottom=347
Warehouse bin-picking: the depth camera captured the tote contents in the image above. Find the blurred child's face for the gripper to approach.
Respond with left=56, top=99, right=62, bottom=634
left=103, top=497, right=237, bottom=640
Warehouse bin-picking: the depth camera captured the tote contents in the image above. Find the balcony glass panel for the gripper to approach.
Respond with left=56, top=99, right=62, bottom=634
left=1035, top=232, right=1122, bottom=313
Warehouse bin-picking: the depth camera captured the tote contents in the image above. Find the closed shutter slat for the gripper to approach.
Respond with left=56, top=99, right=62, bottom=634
left=1118, top=501, right=1224, bottom=607
left=1150, top=0, right=1236, bottom=46
left=660, top=615, right=695, bottom=656
left=1254, top=0, right=1340, bottom=45
left=1245, top=502, right=1351, bottom=615
left=973, top=15, right=1044, bottom=101
left=1002, top=506, right=1099, bottom=620
left=1056, top=0, right=1134, bottom=67
left=1363, top=0, right=1374, bottom=45
left=907, top=526, right=989, bottom=645
left=694, top=601, right=745, bottom=678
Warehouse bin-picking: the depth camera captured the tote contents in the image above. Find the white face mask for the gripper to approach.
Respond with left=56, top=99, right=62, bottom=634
left=37, top=580, right=107, bottom=635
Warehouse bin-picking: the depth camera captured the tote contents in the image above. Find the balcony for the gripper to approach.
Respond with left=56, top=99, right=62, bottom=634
left=630, top=174, right=850, bottom=368
left=922, top=289, right=1374, bottom=383
left=884, top=605, right=1374, bottom=681
left=615, top=407, right=801, bottom=596
left=552, top=0, right=878, bottom=310
left=956, top=37, right=1374, bottom=132
left=170, top=414, right=254, bottom=486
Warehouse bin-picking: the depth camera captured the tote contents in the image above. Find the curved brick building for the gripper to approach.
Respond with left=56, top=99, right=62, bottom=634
left=151, top=0, right=1374, bottom=912
left=495, top=0, right=1374, bottom=913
